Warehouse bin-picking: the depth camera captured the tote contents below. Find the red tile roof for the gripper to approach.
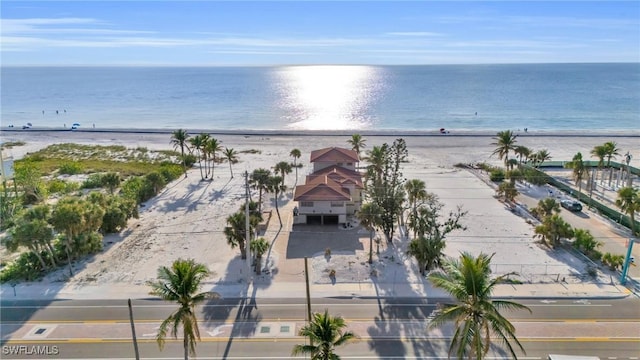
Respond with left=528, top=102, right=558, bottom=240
left=309, top=147, right=359, bottom=163
left=294, top=176, right=352, bottom=201
left=307, top=166, right=363, bottom=189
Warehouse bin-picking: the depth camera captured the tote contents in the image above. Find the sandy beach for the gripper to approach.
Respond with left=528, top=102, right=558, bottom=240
left=1, top=129, right=638, bottom=298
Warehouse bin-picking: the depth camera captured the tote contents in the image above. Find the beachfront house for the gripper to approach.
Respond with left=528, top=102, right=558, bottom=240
left=293, top=147, right=363, bottom=225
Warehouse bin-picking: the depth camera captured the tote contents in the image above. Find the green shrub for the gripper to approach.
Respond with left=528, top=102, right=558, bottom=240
left=72, top=231, right=103, bottom=256
left=48, top=179, right=68, bottom=194
left=0, top=252, right=45, bottom=282
left=489, top=169, right=505, bottom=182
left=145, top=172, right=166, bottom=195
left=588, top=249, right=603, bottom=261
left=181, top=154, right=197, bottom=168
left=159, top=164, right=183, bottom=182
left=82, top=173, right=104, bottom=189
left=22, top=183, right=48, bottom=205
left=59, top=161, right=84, bottom=175
left=507, top=168, right=524, bottom=182
left=121, top=176, right=154, bottom=204
left=100, top=196, right=138, bottom=233
left=47, top=179, right=80, bottom=195
left=100, top=172, right=121, bottom=194
left=523, top=167, right=548, bottom=186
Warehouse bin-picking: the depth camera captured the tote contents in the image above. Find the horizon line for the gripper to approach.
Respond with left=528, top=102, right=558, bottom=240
left=2, top=61, right=639, bottom=68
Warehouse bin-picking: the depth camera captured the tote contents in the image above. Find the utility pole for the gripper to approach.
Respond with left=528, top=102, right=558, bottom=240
left=128, top=299, right=140, bottom=360
left=625, top=152, right=633, bottom=188
left=588, top=167, right=596, bottom=209
left=304, top=256, right=312, bottom=345
left=244, top=171, right=252, bottom=283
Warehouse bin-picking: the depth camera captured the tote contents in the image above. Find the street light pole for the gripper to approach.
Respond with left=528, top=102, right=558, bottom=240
left=620, top=238, right=635, bottom=285
left=244, top=171, right=252, bottom=283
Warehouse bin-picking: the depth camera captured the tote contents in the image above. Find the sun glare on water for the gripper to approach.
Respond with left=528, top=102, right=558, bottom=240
left=276, top=65, right=380, bottom=130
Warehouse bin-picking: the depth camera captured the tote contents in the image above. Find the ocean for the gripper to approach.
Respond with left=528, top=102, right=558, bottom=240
left=1, top=63, right=639, bottom=132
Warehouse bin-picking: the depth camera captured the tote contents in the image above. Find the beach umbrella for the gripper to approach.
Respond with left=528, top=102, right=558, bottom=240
left=27, top=122, right=32, bottom=126
left=72, top=123, right=80, bottom=127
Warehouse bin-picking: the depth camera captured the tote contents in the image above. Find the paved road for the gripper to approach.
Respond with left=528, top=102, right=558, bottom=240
left=516, top=181, right=640, bottom=279
left=2, top=298, right=639, bottom=359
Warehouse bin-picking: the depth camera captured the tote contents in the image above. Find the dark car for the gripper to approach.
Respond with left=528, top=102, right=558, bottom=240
left=561, top=199, right=582, bottom=212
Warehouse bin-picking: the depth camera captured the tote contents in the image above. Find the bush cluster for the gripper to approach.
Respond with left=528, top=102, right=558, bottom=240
left=2, top=165, right=182, bottom=284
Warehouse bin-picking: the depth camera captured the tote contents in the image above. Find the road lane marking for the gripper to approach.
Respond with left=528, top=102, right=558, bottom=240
left=4, top=318, right=639, bottom=324
left=3, top=337, right=640, bottom=345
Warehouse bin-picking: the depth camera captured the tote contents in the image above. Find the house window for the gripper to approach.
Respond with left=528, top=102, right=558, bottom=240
left=300, top=201, right=314, bottom=207
left=331, top=201, right=343, bottom=207
left=347, top=163, right=353, bottom=166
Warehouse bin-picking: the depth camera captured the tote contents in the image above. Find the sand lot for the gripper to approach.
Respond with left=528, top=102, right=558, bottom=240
left=1, top=130, right=637, bottom=296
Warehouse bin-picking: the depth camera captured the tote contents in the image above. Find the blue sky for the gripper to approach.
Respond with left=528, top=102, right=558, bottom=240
left=1, top=1, right=639, bottom=66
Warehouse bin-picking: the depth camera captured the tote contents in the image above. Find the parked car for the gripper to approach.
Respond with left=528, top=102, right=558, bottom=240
left=560, top=199, right=582, bottom=212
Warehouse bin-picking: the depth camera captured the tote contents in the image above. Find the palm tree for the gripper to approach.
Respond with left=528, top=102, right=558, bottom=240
left=404, top=179, right=428, bottom=224
left=347, top=134, right=366, bottom=157
left=616, top=187, right=640, bottom=236
left=267, top=175, right=286, bottom=226
left=603, top=141, right=620, bottom=186
left=204, top=136, right=221, bottom=179
left=357, top=203, right=380, bottom=264
left=223, top=147, right=238, bottom=178
left=147, top=259, right=219, bottom=360
left=491, top=130, right=517, bottom=168
left=289, top=148, right=301, bottom=185
left=590, top=145, right=607, bottom=184
left=407, top=235, right=446, bottom=276
left=532, top=149, right=551, bottom=168
left=22, top=204, right=57, bottom=266
left=497, top=181, right=518, bottom=205
left=534, top=214, right=574, bottom=248
left=429, top=252, right=531, bottom=359
left=224, top=212, right=250, bottom=259
left=50, top=198, right=86, bottom=276
left=406, top=201, right=466, bottom=274
left=565, top=152, right=588, bottom=194
left=363, top=145, right=385, bottom=183
left=102, top=172, right=121, bottom=194
left=188, top=134, right=206, bottom=180
left=513, top=145, right=531, bottom=164
left=530, top=198, right=560, bottom=220
left=250, top=237, right=269, bottom=274
left=273, top=161, right=292, bottom=187
left=292, top=309, right=357, bottom=360
left=145, top=172, right=166, bottom=195
left=572, top=228, right=601, bottom=255
left=249, top=168, right=271, bottom=212
left=7, top=211, right=55, bottom=270
left=171, top=129, right=190, bottom=176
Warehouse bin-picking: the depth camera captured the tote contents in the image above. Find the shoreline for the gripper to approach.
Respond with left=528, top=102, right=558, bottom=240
left=2, top=128, right=640, bottom=138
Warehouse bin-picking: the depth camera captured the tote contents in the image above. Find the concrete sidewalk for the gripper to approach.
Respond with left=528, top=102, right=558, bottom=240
left=1, top=279, right=633, bottom=301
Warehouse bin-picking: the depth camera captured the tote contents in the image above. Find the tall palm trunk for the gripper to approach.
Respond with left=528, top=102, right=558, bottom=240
left=239, top=239, right=247, bottom=259
left=183, top=333, right=188, bottom=360
left=368, top=230, right=374, bottom=264
left=43, top=241, right=57, bottom=267
left=255, top=254, right=263, bottom=275
left=65, top=234, right=74, bottom=276
left=274, top=189, right=282, bottom=226
left=29, top=244, right=48, bottom=270
left=196, top=149, right=204, bottom=180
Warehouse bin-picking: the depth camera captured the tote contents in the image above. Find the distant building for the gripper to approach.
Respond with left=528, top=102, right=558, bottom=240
left=293, top=147, right=363, bottom=225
